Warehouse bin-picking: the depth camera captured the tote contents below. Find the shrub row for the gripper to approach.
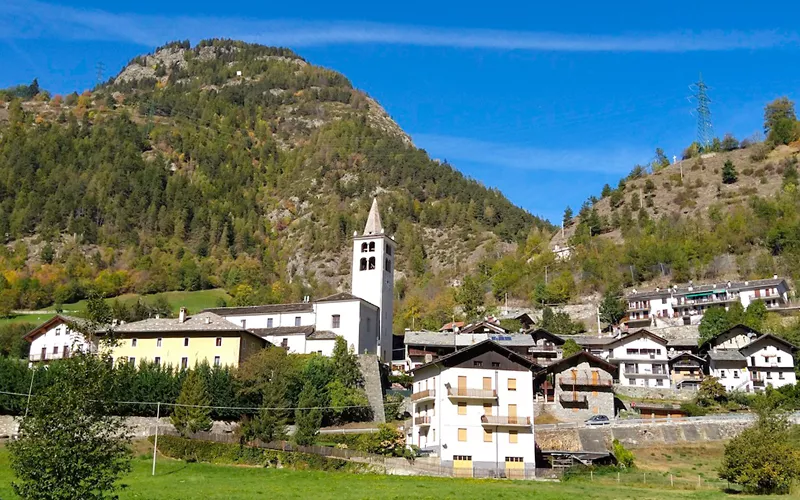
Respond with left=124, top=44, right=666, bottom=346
left=151, top=435, right=370, bottom=472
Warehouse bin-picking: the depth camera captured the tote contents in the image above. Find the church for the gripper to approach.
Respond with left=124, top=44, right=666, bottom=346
left=205, top=198, right=396, bottom=362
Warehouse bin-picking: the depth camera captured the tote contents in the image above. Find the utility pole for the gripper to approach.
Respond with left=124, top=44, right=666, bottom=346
left=689, top=74, right=714, bottom=151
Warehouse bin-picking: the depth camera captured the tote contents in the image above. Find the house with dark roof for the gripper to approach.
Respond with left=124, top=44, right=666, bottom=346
left=409, top=340, right=538, bottom=478
left=533, top=351, right=617, bottom=421
left=602, top=330, right=670, bottom=388
left=668, top=352, right=705, bottom=390
left=701, top=324, right=797, bottom=391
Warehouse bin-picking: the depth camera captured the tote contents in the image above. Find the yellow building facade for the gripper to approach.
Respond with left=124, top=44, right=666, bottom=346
left=111, top=311, right=267, bottom=368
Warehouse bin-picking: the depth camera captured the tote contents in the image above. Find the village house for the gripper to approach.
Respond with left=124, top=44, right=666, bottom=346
left=409, top=340, right=538, bottom=478
left=668, top=352, right=705, bottom=390
left=701, top=324, right=797, bottom=392
left=111, top=309, right=268, bottom=368
left=603, top=330, right=671, bottom=388
left=534, top=351, right=617, bottom=420
left=624, top=277, right=790, bottom=328
left=25, top=315, right=99, bottom=365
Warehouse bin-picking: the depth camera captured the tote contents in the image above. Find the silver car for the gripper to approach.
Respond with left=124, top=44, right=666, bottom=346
left=585, top=415, right=611, bottom=425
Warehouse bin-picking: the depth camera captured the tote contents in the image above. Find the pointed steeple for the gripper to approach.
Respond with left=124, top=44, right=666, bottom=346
left=363, top=197, right=383, bottom=235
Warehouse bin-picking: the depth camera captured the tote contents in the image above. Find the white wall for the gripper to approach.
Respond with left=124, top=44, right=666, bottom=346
left=742, top=342, right=797, bottom=389
left=314, top=300, right=377, bottom=355
left=351, top=235, right=395, bottom=362
left=261, top=333, right=308, bottom=354
left=709, top=361, right=750, bottom=392
left=609, top=337, right=669, bottom=388
left=28, top=321, right=95, bottom=363
left=220, top=311, right=315, bottom=330
left=412, top=366, right=535, bottom=469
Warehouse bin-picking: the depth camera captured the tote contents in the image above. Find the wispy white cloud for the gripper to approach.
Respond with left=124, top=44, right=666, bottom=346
left=412, top=133, right=649, bottom=174
left=1, top=0, right=798, bottom=53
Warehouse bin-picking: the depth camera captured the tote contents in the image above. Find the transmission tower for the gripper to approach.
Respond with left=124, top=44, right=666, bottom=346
left=689, top=74, right=714, bottom=151
left=95, top=62, right=105, bottom=87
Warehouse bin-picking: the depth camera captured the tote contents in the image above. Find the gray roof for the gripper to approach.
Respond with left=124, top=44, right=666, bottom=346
left=250, top=326, right=315, bottom=337
left=569, top=335, right=615, bottom=347
left=403, top=331, right=538, bottom=347
left=307, top=330, right=337, bottom=340
left=707, top=349, right=746, bottom=361
left=316, top=292, right=361, bottom=303
left=203, top=302, right=313, bottom=315
left=363, top=197, right=383, bottom=235
left=115, top=312, right=245, bottom=334
left=627, top=278, right=787, bottom=300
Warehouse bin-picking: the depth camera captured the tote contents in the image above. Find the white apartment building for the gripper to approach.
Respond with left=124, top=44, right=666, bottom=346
left=603, top=330, right=670, bottom=388
left=703, top=325, right=797, bottom=392
left=410, top=340, right=538, bottom=479
left=25, top=315, right=98, bottom=365
left=625, top=277, right=790, bottom=328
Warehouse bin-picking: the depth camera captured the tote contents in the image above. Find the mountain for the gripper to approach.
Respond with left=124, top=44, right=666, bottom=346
left=0, top=39, right=551, bottom=314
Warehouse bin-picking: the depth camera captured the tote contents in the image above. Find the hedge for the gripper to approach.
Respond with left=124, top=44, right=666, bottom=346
left=150, top=435, right=370, bottom=472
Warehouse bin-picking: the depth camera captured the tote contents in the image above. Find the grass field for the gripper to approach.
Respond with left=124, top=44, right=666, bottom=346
left=0, top=444, right=790, bottom=500
left=0, top=289, right=233, bottom=328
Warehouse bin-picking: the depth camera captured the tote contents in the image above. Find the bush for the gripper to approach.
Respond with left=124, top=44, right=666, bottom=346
left=152, top=435, right=368, bottom=472
left=612, top=439, right=635, bottom=469
left=679, top=402, right=708, bottom=417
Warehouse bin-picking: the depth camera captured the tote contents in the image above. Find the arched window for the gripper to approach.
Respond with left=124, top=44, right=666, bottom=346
left=361, top=242, right=368, bottom=252
left=360, top=258, right=367, bottom=271
left=368, top=257, right=376, bottom=270
left=368, top=241, right=375, bottom=252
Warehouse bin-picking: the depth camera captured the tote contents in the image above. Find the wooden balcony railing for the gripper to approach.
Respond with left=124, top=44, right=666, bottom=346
left=410, top=389, right=435, bottom=402
left=481, top=415, right=531, bottom=426
left=447, top=387, right=497, bottom=399
left=557, top=376, right=613, bottom=387
left=414, top=416, right=431, bottom=426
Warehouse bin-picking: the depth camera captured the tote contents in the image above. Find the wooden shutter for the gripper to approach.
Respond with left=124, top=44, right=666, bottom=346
left=458, top=402, right=467, bottom=415
left=483, top=377, right=492, bottom=390
left=458, top=428, right=467, bottom=442
left=508, top=378, right=517, bottom=391
left=508, top=404, right=517, bottom=418
left=483, top=403, right=493, bottom=416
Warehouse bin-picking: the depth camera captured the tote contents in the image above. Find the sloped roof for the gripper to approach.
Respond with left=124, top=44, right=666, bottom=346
left=699, top=324, right=760, bottom=350
left=668, top=352, right=706, bottom=364
left=439, top=321, right=465, bottom=332
left=569, top=335, right=615, bottom=347
left=250, top=326, right=315, bottom=337
left=363, top=197, right=383, bottom=235
left=741, top=333, right=799, bottom=353
left=460, top=321, right=507, bottom=335
left=412, top=339, right=540, bottom=373
left=203, top=302, right=313, bottom=315
left=116, top=312, right=245, bottom=334
left=527, top=328, right=566, bottom=345
left=605, top=329, right=667, bottom=348
left=627, top=277, right=787, bottom=300
left=536, top=351, right=618, bottom=377
left=307, top=330, right=337, bottom=340
left=316, top=292, right=361, bottom=303
left=707, top=350, right=746, bottom=361
left=24, top=314, right=98, bottom=341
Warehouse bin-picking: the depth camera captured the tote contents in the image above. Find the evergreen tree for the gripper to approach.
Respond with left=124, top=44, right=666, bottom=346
left=331, top=336, right=363, bottom=387
left=455, top=275, right=485, bottom=320
left=246, top=377, right=289, bottom=443
left=562, top=206, right=573, bottom=227
left=699, top=307, right=730, bottom=345
left=722, top=160, right=738, bottom=184
left=562, top=338, right=582, bottom=358
left=599, top=287, right=626, bottom=326
left=171, top=368, right=212, bottom=436
left=294, top=382, right=322, bottom=446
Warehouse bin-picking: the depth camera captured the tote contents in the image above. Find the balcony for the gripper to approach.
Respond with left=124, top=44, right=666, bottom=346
left=557, top=375, right=613, bottom=388
left=481, top=415, right=531, bottom=427
left=559, top=393, right=588, bottom=404
left=29, top=352, right=69, bottom=362
left=624, top=371, right=669, bottom=378
left=447, top=387, right=497, bottom=400
left=411, top=389, right=436, bottom=403
left=414, top=416, right=431, bottom=427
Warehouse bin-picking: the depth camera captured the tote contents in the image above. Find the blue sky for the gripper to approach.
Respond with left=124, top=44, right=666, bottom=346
left=2, top=1, right=800, bottom=223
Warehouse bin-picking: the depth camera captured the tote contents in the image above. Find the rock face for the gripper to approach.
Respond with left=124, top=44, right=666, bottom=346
left=115, top=47, right=188, bottom=84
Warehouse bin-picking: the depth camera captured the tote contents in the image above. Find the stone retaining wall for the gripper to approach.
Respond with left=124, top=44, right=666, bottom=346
left=613, top=384, right=695, bottom=402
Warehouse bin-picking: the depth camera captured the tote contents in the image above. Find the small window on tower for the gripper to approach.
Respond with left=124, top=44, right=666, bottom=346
left=360, top=258, right=367, bottom=271
left=368, top=242, right=375, bottom=252
left=385, top=244, right=392, bottom=256
left=361, top=242, right=368, bottom=252
left=368, top=257, right=376, bottom=270
left=385, top=258, right=391, bottom=272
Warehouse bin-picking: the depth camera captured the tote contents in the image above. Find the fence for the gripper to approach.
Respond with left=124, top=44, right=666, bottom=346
left=563, top=469, right=735, bottom=492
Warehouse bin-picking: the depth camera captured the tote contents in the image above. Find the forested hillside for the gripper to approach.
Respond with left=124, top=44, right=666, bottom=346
left=0, top=39, right=550, bottom=318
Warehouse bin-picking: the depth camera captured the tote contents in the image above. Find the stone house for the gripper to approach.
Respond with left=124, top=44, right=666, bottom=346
left=534, top=351, right=617, bottom=421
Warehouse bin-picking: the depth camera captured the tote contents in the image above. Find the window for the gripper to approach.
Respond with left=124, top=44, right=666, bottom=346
left=491, top=362, right=500, bottom=368
left=281, top=338, right=288, bottom=349
left=368, top=257, right=376, bottom=270
left=720, top=370, right=727, bottom=378
left=505, top=457, right=524, bottom=463
left=662, top=298, right=667, bottom=304
left=385, top=244, right=392, bottom=256
left=295, top=316, right=301, bottom=327
left=508, top=378, right=517, bottom=391
left=359, top=258, right=367, bottom=271
left=214, top=356, right=221, bottom=367
left=128, top=357, right=135, bottom=365
left=628, top=378, right=636, bottom=386
left=385, top=258, right=391, bottom=272
left=156, top=337, right=162, bottom=347
left=241, top=319, right=246, bottom=329
left=458, top=402, right=467, bottom=415
left=458, top=428, right=467, bottom=442
left=509, top=431, right=518, bottom=444
left=361, top=242, right=368, bottom=252
left=154, top=357, right=161, bottom=366
left=483, top=403, right=492, bottom=416
left=733, top=371, right=739, bottom=379
left=483, top=377, right=492, bottom=390
left=453, top=455, right=472, bottom=461
left=55, top=327, right=61, bottom=336
left=473, top=361, right=483, bottom=367
left=777, top=357, right=782, bottom=363
left=63, top=346, right=69, bottom=358
left=181, top=357, right=188, bottom=369
left=267, top=318, right=274, bottom=328
left=53, top=345, right=59, bottom=354
left=368, top=241, right=375, bottom=252
left=215, top=337, right=222, bottom=347
left=656, top=378, right=663, bottom=387
left=751, top=356, right=756, bottom=365
left=626, top=348, right=638, bottom=355
left=131, top=338, right=137, bottom=347
left=332, top=315, right=341, bottom=328
left=766, top=372, right=772, bottom=379
left=779, top=372, right=785, bottom=380
left=184, top=338, right=189, bottom=347
left=483, top=428, right=493, bottom=442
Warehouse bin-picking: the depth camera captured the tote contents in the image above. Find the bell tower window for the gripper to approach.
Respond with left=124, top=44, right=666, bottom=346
left=369, top=241, right=375, bottom=252
left=368, top=257, right=376, bottom=270
left=360, top=258, right=367, bottom=271
left=361, top=242, right=368, bottom=252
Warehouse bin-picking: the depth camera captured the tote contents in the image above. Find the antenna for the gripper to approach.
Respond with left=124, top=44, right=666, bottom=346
left=689, top=74, right=714, bottom=151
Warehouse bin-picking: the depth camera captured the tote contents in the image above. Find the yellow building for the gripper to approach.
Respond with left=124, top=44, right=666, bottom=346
left=111, top=309, right=267, bottom=368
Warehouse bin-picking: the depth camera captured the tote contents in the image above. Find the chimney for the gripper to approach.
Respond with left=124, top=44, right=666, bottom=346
left=773, top=274, right=778, bottom=280
left=179, top=307, right=187, bottom=323
left=205, top=317, right=211, bottom=324
left=155, top=314, right=160, bottom=320
left=727, top=281, right=731, bottom=288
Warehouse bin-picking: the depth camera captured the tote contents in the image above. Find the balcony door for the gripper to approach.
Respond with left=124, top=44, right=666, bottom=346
left=458, top=376, right=466, bottom=394
left=482, top=377, right=492, bottom=391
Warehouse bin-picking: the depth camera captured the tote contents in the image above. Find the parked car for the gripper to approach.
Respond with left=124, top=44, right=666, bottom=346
left=585, top=415, right=611, bottom=426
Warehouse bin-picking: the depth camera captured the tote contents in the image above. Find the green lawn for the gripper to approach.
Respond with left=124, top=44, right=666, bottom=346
left=0, top=447, right=786, bottom=500
left=0, top=289, right=233, bottom=328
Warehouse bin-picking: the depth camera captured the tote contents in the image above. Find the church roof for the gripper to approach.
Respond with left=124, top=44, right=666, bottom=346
left=316, top=292, right=361, bottom=302
left=363, top=198, right=383, bottom=236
